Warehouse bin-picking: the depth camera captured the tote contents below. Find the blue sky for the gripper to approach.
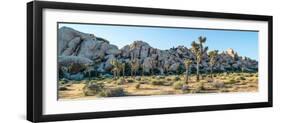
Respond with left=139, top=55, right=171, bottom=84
left=59, top=23, right=258, bottom=60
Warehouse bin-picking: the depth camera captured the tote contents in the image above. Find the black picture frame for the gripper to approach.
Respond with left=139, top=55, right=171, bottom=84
left=27, top=1, right=273, bottom=122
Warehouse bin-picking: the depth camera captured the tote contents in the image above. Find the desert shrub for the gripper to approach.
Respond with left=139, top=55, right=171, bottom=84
left=116, top=78, right=126, bottom=85
left=135, top=76, right=141, bottom=81
left=135, top=83, right=141, bottom=89
left=98, top=87, right=125, bottom=97
left=166, top=78, right=172, bottom=81
left=213, top=74, right=217, bottom=77
left=59, top=86, right=68, bottom=91
left=163, top=81, right=173, bottom=86
left=226, top=78, right=238, bottom=84
left=139, top=81, right=148, bottom=84
left=126, top=79, right=135, bottom=83
left=151, top=80, right=165, bottom=85
left=235, top=73, right=241, bottom=76
left=173, top=82, right=184, bottom=89
left=59, top=80, right=67, bottom=85
left=173, top=76, right=180, bottom=81
left=191, top=86, right=202, bottom=93
left=213, top=82, right=224, bottom=88
left=236, top=76, right=246, bottom=81
left=83, top=82, right=104, bottom=96
left=198, top=82, right=205, bottom=90
left=251, top=77, right=258, bottom=82
left=199, top=80, right=207, bottom=83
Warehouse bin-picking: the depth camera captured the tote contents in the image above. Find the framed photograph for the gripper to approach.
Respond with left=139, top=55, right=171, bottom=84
left=27, top=1, right=273, bottom=122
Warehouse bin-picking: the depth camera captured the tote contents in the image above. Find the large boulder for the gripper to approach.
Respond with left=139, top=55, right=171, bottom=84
left=58, top=56, right=93, bottom=66
left=104, top=55, right=116, bottom=71
left=169, top=63, right=180, bottom=72
left=58, top=26, right=95, bottom=55
left=61, top=37, right=81, bottom=56
left=103, top=44, right=121, bottom=55
left=121, top=41, right=153, bottom=59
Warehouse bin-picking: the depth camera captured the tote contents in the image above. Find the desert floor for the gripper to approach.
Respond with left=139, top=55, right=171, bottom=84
left=58, top=72, right=258, bottom=100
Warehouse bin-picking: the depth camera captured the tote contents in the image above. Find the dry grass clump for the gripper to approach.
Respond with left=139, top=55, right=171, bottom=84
left=172, top=76, right=181, bottom=81
left=98, top=87, right=125, bottom=97
left=116, top=78, right=126, bottom=85
left=225, top=78, right=239, bottom=84
left=212, top=82, right=224, bottom=88
left=126, top=79, right=135, bottom=83
left=166, top=78, right=172, bottom=81
left=83, top=82, right=104, bottom=96
left=235, top=76, right=246, bottom=81
left=173, top=81, right=184, bottom=89
left=59, top=86, right=68, bottom=91
left=151, top=80, right=165, bottom=85
left=135, top=83, right=141, bottom=89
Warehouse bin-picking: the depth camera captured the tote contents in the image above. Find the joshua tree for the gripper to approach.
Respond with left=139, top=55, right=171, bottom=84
left=110, top=59, right=122, bottom=79
left=84, top=63, right=96, bottom=80
left=191, top=36, right=208, bottom=82
left=122, top=63, right=126, bottom=78
left=110, top=59, right=118, bottom=79
left=184, top=59, right=192, bottom=84
left=141, top=64, right=145, bottom=77
left=130, top=58, right=140, bottom=78
left=208, top=50, right=219, bottom=80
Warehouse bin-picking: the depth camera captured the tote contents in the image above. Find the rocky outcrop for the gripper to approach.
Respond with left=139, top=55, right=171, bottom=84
left=58, top=26, right=258, bottom=80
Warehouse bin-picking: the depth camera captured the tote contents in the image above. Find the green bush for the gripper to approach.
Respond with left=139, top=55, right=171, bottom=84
left=98, top=87, right=125, bottom=97
left=173, top=82, right=184, bottom=89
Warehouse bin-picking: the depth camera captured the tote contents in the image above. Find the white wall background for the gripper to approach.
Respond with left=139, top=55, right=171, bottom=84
left=0, top=0, right=279, bottom=122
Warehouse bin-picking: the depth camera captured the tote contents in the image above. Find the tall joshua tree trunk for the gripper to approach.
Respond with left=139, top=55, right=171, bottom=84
left=210, top=67, right=213, bottom=79
left=208, top=50, right=218, bottom=82
left=184, top=59, right=192, bottom=84
left=191, top=36, right=208, bottom=82
left=185, top=69, right=189, bottom=83
left=196, top=61, right=200, bottom=81
left=122, top=63, right=125, bottom=78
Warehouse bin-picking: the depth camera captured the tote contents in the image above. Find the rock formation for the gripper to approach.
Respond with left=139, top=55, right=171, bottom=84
left=58, top=26, right=258, bottom=80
